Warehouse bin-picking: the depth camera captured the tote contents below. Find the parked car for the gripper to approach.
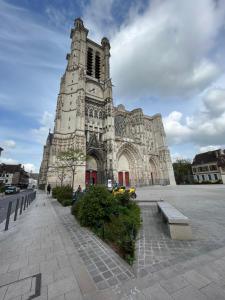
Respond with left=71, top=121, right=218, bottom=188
left=5, top=186, right=20, bottom=195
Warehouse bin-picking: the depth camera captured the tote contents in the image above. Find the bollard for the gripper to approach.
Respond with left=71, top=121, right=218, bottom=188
left=20, top=197, right=24, bottom=215
left=14, top=198, right=20, bottom=221
left=24, top=196, right=27, bottom=210
left=5, top=201, right=12, bottom=231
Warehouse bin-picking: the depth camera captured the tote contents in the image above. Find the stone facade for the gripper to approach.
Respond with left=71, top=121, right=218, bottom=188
left=39, top=18, right=175, bottom=189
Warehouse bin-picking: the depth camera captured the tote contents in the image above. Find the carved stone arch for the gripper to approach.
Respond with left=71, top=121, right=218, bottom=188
left=116, top=143, right=142, bottom=186
left=149, top=155, right=161, bottom=185
left=86, top=148, right=106, bottom=184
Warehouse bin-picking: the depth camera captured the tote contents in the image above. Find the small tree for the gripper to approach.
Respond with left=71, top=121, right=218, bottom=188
left=173, top=159, right=193, bottom=184
left=57, top=148, right=86, bottom=189
left=54, top=160, right=68, bottom=187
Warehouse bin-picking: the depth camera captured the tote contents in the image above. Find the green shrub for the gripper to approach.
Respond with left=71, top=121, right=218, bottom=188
left=114, top=191, right=130, bottom=206
left=62, top=199, right=72, bottom=206
left=72, top=185, right=141, bottom=265
left=73, top=185, right=116, bottom=228
left=0, top=186, right=5, bottom=193
left=52, top=186, right=73, bottom=206
left=52, top=186, right=61, bottom=198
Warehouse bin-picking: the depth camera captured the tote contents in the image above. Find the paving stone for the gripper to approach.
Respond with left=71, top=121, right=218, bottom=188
left=0, top=286, right=7, bottom=300
left=93, top=275, right=104, bottom=283
left=48, top=276, right=76, bottom=299
left=102, top=271, right=113, bottom=279
left=107, top=276, right=118, bottom=286
left=200, top=282, right=225, bottom=300
left=172, top=285, right=207, bottom=300
left=0, top=270, right=20, bottom=287
left=64, top=289, right=83, bottom=300
left=159, top=275, right=189, bottom=294
left=182, top=270, right=211, bottom=288
left=142, top=283, right=173, bottom=300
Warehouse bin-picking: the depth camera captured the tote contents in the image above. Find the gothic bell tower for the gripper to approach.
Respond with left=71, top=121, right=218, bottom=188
left=46, top=18, right=115, bottom=188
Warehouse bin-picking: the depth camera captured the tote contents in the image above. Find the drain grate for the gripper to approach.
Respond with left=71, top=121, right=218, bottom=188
left=0, top=273, right=41, bottom=300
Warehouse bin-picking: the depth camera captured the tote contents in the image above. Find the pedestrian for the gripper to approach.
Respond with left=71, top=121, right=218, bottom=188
left=77, top=185, right=82, bottom=193
left=47, top=184, right=51, bottom=195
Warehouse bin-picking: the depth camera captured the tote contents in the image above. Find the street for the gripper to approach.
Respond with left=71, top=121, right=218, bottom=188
left=0, top=190, right=34, bottom=224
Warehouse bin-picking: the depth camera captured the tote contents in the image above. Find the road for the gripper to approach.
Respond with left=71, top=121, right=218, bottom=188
left=0, top=190, right=34, bottom=224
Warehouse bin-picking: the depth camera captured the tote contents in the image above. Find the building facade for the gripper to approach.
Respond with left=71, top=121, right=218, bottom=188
left=0, top=164, right=29, bottom=188
left=39, top=18, right=175, bottom=189
left=192, top=149, right=225, bottom=184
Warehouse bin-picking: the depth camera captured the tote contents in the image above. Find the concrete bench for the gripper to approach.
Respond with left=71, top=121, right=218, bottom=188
left=157, top=201, right=192, bottom=240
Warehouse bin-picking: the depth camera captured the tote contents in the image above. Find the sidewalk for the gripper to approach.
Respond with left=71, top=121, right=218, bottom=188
left=1, top=192, right=225, bottom=299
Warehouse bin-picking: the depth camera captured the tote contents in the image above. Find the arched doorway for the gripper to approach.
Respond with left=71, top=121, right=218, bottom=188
left=86, top=156, right=98, bottom=185
left=118, top=154, right=130, bottom=186
left=149, top=158, right=158, bottom=185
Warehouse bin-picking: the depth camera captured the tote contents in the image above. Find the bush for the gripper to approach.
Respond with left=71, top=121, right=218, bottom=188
left=52, top=186, right=73, bottom=206
left=62, top=199, right=72, bottom=206
left=73, top=185, right=116, bottom=228
left=72, top=185, right=141, bottom=264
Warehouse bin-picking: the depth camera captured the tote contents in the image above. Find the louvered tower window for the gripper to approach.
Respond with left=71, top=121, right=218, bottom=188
left=87, top=48, right=93, bottom=76
left=95, top=52, right=101, bottom=79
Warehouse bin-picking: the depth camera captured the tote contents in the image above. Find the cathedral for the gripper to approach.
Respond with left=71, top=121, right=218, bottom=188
left=39, top=18, right=175, bottom=189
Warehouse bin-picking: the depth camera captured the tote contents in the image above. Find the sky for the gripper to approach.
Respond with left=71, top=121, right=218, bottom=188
left=0, top=0, right=225, bottom=172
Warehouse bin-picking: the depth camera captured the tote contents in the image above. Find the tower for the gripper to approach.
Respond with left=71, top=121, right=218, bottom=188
left=42, top=18, right=115, bottom=188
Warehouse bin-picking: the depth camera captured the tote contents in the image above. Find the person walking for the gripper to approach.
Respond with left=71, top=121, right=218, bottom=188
left=47, top=184, right=51, bottom=195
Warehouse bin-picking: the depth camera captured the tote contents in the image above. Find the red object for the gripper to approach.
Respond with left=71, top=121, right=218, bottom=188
left=118, top=172, right=123, bottom=185
left=85, top=171, right=90, bottom=184
left=125, top=172, right=129, bottom=186
left=92, top=171, right=97, bottom=184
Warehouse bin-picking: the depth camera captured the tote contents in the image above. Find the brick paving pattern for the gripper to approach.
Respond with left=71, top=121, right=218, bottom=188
left=135, top=204, right=225, bottom=278
left=57, top=211, right=134, bottom=290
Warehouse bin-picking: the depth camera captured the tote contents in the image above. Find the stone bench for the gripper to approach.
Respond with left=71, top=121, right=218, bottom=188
left=157, top=201, right=192, bottom=240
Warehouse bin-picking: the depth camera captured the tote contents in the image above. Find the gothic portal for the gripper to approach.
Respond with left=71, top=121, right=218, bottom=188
left=39, top=18, right=176, bottom=189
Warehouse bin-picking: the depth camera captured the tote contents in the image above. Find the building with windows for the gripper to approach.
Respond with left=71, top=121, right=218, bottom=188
left=39, top=18, right=175, bottom=189
left=192, top=149, right=225, bottom=184
left=0, top=164, right=29, bottom=188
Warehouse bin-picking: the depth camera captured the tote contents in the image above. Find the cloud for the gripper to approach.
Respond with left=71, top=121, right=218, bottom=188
left=203, top=88, right=225, bottom=117
left=31, top=111, right=54, bottom=144
left=163, top=111, right=191, bottom=144
left=2, top=140, right=16, bottom=149
left=164, top=87, right=225, bottom=147
left=0, top=157, right=18, bottom=164
left=199, top=145, right=222, bottom=153
left=22, top=163, right=36, bottom=173
left=110, top=0, right=225, bottom=100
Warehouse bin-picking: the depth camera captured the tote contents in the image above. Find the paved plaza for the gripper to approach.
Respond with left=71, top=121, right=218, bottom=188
left=0, top=185, right=225, bottom=299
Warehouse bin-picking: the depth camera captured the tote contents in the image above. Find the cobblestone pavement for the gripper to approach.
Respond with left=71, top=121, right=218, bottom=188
left=2, top=187, right=225, bottom=299
left=53, top=202, right=134, bottom=291
left=135, top=204, right=225, bottom=278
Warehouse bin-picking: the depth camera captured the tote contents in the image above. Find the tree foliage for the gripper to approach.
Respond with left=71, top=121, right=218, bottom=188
left=173, top=159, right=193, bottom=184
left=57, top=148, right=86, bottom=189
